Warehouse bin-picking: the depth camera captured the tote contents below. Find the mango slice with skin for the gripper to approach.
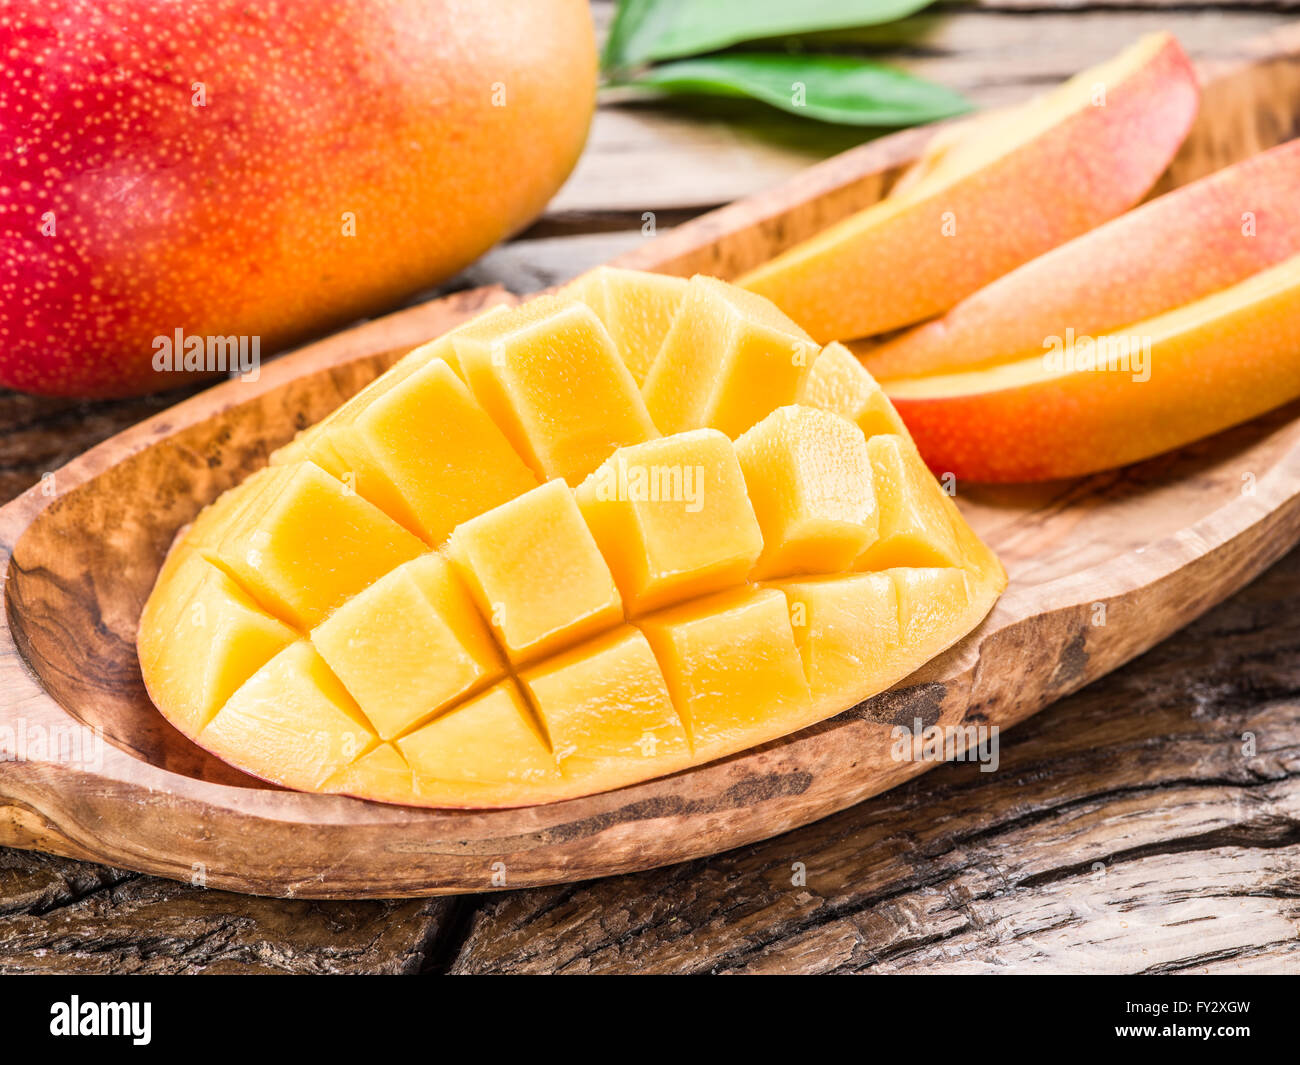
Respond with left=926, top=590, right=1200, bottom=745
left=139, top=272, right=1005, bottom=808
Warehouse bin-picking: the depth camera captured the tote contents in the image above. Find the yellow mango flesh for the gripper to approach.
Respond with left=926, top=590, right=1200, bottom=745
left=206, top=461, right=426, bottom=631
left=574, top=429, right=762, bottom=615
left=565, top=266, right=689, bottom=385
left=639, top=587, right=813, bottom=761
left=642, top=275, right=819, bottom=437
left=451, top=295, right=657, bottom=485
left=397, top=682, right=562, bottom=806
left=311, top=553, right=504, bottom=740
left=313, top=359, right=539, bottom=545
left=200, top=641, right=376, bottom=791
left=448, top=479, right=623, bottom=665
left=800, top=342, right=907, bottom=439
left=139, top=271, right=1005, bottom=808
left=736, top=405, right=879, bottom=579
left=522, top=625, right=691, bottom=778
left=270, top=304, right=510, bottom=469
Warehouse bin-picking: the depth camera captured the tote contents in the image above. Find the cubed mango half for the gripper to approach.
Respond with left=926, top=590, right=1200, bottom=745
left=139, top=272, right=1005, bottom=807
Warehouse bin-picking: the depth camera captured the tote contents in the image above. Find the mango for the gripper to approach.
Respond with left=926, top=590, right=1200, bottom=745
left=575, top=430, right=763, bottom=615
left=311, top=554, right=503, bottom=740
left=448, top=479, right=623, bottom=665
left=139, top=273, right=1006, bottom=807
left=450, top=296, right=658, bottom=485
left=642, top=276, right=820, bottom=437
left=739, top=34, right=1198, bottom=343
left=887, top=254, right=1300, bottom=481
left=735, top=406, right=878, bottom=579
left=3, top=1, right=596, bottom=397
left=564, top=268, right=690, bottom=385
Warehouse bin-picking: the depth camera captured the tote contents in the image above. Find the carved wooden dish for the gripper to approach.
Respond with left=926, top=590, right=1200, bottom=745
left=3, top=25, right=1300, bottom=898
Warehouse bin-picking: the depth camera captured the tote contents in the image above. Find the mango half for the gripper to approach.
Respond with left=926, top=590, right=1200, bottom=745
left=138, top=270, right=1006, bottom=808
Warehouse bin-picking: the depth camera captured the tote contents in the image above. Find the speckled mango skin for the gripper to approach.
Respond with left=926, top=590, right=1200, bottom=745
left=0, top=0, right=597, bottom=396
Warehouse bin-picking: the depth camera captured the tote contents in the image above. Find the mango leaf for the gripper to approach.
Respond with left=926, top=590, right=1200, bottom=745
left=603, top=0, right=939, bottom=73
left=621, top=53, right=970, bottom=127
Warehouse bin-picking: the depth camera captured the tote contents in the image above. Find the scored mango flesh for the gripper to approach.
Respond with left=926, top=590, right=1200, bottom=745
left=138, top=268, right=1006, bottom=808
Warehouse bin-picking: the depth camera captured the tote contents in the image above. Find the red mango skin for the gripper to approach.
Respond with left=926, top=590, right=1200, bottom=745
left=1, top=0, right=597, bottom=397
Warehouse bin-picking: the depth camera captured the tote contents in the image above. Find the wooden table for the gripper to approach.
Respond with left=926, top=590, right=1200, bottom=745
left=2, top=1, right=1297, bottom=974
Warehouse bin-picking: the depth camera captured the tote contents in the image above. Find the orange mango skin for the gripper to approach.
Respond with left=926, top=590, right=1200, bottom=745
left=738, top=34, right=1198, bottom=343
left=865, top=138, right=1300, bottom=381
left=2, top=0, right=596, bottom=397
left=889, top=260, right=1300, bottom=482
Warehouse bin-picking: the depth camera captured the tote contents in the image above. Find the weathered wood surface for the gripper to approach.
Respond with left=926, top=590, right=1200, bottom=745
left=2, top=1, right=1298, bottom=973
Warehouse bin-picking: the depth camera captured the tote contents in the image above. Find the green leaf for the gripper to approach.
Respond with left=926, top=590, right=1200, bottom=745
left=603, top=0, right=939, bottom=72
left=621, top=53, right=970, bottom=127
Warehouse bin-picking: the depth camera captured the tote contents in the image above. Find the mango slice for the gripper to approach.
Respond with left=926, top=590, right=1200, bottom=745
left=575, top=429, right=762, bottom=615
left=139, top=273, right=1005, bottom=808
left=138, top=554, right=296, bottom=734
left=308, top=359, right=539, bottom=545
left=856, top=435, right=964, bottom=571
left=642, top=275, right=819, bottom=437
left=206, top=461, right=426, bottom=631
left=521, top=626, right=691, bottom=778
left=271, top=304, right=511, bottom=469
left=800, top=342, right=907, bottom=439
left=639, top=587, right=813, bottom=760
left=397, top=682, right=562, bottom=806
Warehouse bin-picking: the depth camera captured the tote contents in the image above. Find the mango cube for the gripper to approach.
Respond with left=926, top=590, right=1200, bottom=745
left=892, top=566, right=973, bottom=648
left=773, top=573, right=899, bottom=708
left=639, top=587, right=812, bottom=760
left=575, top=430, right=762, bottom=615
left=398, top=682, right=561, bottom=801
left=451, top=296, right=657, bottom=485
left=207, top=462, right=426, bottom=630
left=856, top=435, right=964, bottom=571
left=800, top=342, right=907, bottom=439
left=201, top=641, right=377, bottom=791
left=522, top=626, right=690, bottom=778
left=139, top=554, right=297, bottom=734
left=642, top=275, right=819, bottom=437
left=270, top=304, right=510, bottom=468
left=321, top=359, right=539, bottom=545
left=565, top=267, right=688, bottom=384
left=449, top=479, right=623, bottom=664
left=311, top=553, right=503, bottom=740
left=736, top=406, right=879, bottom=580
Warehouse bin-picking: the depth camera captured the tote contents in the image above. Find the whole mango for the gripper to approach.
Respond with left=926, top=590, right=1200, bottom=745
left=0, top=0, right=597, bottom=396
